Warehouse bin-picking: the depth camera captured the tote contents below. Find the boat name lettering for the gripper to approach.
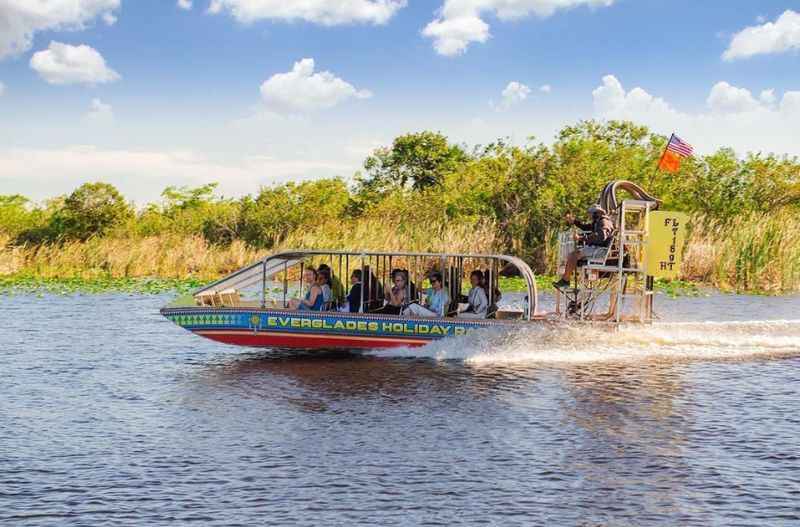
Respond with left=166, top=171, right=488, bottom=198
left=265, top=316, right=463, bottom=336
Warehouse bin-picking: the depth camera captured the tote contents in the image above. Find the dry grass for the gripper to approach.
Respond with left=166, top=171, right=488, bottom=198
left=277, top=218, right=499, bottom=254
left=1, top=234, right=260, bottom=281
left=0, top=234, right=25, bottom=276
left=0, top=219, right=499, bottom=282
left=682, top=211, right=800, bottom=293
left=3, top=214, right=798, bottom=293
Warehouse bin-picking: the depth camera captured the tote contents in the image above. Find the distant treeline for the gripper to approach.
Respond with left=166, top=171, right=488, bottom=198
left=1, top=121, right=798, bottom=292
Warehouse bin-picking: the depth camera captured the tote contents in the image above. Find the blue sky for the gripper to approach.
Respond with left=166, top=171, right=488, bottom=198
left=1, top=0, right=798, bottom=203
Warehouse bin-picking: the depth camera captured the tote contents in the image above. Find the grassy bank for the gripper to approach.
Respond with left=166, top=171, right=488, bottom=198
left=3, top=213, right=795, bottom=296
left=0, top=219, right=503, bottom=294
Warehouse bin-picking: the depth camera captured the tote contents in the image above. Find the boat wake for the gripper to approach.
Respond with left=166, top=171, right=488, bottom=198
left=367, top=320, right=800, bottom=364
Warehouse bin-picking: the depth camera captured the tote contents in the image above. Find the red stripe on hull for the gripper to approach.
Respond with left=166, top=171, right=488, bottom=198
left=196, top=330, right=431, bottom=349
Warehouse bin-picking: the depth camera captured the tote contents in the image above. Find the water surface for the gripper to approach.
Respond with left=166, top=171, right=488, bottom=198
left=1, top=292, right=799, bottom=525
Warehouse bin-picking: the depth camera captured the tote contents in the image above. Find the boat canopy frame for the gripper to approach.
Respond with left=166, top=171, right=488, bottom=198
left=194, top=249, right=538, bottom=321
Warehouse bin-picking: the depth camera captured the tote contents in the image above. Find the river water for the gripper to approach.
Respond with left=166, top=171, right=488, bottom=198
left=1, top=292, right=799, bottom=526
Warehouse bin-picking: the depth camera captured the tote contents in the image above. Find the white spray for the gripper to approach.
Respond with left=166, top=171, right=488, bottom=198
left=367, top=320, right=800, bottom=365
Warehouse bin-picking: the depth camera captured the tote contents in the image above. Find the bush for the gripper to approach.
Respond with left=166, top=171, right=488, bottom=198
left=49, top=183, right=133, bottom=241
left=239, top=179, right=350, bottom=248
left=0, top=195, right=41, bottom=238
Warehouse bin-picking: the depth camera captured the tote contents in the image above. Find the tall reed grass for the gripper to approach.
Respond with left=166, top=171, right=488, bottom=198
left=2, top=214, right=798, bottom=293
left=1, top=234, right=259, bottom=281
left=682, top=211, right=800, bottom=293
left=0, top=219, right=500, bottom=282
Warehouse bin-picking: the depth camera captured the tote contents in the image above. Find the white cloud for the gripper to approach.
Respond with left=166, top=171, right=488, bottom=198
left=85, top=98, right=113, bottom=123
left=592, top=75, right=675, bottom=119
left=759, top=89, right=776, bottom=105
left=0, top=81, right=5, bottom=96
left=30, top=41, right=120, bottom=85
left=260, top=58, right=372, bottom=113
left=423, top=0, right=615, bottom=56
left=781, top=91, right=800, bottom=116
left=723, top=10, right=800, bottom=61
left=707, top=81, right=761, bottom=114
left=493, top=81, right=531, bottom=110
left=540, top=84, right=551, bottom=93
left=423, top=14, right=489, bottom=56
left=208, top=0, right=405, bottom=25
left=592, top=74, right=800, bottom=156
left=177, top=0, right=193, bottom=10
left=0, top=0, right=119, bottom=59
left=0, top=146, right=355, bottom=203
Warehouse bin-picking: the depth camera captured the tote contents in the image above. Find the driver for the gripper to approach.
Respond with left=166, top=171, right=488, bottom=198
left=553, top=205, right=614, bottom=290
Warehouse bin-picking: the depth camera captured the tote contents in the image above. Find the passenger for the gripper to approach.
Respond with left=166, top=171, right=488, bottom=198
left=361, top=266, right=385, bottom=311
left=458, top=270, right=488, bottom=319
left=375, top=270, right=408, bottom=315
left=553, top=205, right=614, bottom=290
left=482, top=270, right=501, bottom=302
left=289, top=267, right=324, bottom=311
left=403, top=271, right=450, bottom=318
left=317, top=267, right=333, bottom=307
left=318, top=264, right=345, bottom=305
left=402, top=269, right=418, bottom=300
left=346, top=270, right=363, bottom=313
left=482, top=270, right=502, bottom=318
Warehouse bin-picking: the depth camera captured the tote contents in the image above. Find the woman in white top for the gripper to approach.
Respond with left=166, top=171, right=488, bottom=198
left=458, top=270, right=488, bottom=319
left=404, top=272, right=449, bottom=318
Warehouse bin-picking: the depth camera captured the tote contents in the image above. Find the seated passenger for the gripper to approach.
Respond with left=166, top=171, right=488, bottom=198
left=403, top=271, right=450, bottom=318
left=346, top=270, right=363, bottom=313
left=288, top=267, right=324, bottom=311
left=317, top=267, right=333, bottom=307
left=361, top=266, right=385, bottom=311
left=318, top=263, right=346, bottom=305
left=458, top=270, right=488, bottom=319
left=374, top=269, right=408, bottom=315
left=483, top=270, right=501, bottom=303
left=401, top=269, right=418, bottom=300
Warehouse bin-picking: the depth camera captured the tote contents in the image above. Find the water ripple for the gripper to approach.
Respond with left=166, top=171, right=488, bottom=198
left=1, top=293, right=799, bottom=525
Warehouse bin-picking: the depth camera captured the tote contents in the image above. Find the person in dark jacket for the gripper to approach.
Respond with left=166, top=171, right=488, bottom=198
left=347, top=270, right=363, bottom=313
left=553, top=205, right=615, bottom=289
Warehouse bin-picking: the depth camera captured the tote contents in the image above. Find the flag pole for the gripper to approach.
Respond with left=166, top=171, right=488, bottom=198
left=653, top=132, right=674, bottom=177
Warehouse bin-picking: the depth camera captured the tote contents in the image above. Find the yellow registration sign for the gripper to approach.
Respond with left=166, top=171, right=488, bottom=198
left=646, top=211, right=689, bottom=279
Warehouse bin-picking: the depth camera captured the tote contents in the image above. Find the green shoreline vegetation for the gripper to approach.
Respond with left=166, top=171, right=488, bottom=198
left=1, top=121, right=798, bottom=296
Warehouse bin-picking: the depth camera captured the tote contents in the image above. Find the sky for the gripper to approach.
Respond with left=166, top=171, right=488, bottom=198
left=1, top=0, right=799, bottom=204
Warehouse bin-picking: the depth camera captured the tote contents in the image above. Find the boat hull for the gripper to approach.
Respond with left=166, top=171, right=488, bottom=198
left=161, top=307, right=504, bottom=350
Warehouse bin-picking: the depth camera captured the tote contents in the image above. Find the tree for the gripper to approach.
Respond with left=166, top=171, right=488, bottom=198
left=154, top=183, right=237, bottom=237
left=52, top=182, right=132, bottom=240
left=0, top=195, right=35, bottom=237
left=238, top=179, right=350, bottom=248
left=161, top=183, right=218, bottom=212
left=357, top=131, right=468, bottom=194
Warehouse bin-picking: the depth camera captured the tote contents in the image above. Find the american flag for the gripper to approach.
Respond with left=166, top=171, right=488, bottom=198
left=666, top=134, right=694, bottom=157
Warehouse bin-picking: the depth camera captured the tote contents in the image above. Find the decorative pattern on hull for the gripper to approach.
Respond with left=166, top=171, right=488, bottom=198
left=161, top=307, right=504, bottom=350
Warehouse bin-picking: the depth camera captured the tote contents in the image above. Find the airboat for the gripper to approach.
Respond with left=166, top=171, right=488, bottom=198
left=161, top=182, right=687, bottom=350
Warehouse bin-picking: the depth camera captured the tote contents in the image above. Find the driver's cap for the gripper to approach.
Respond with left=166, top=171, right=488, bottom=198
left=588, top=204, right=606, bottom=215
